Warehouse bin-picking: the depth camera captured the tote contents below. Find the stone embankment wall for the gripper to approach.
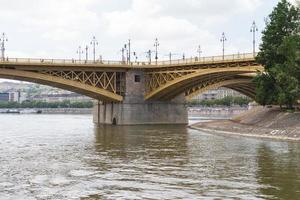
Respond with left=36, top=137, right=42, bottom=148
left=188, top=106, right=249, bottom=118
left=191, top=106, right=300, bottom=141
left=39, top=108, right=92, bottom=114
left=0, top=108, right=92, bottom=114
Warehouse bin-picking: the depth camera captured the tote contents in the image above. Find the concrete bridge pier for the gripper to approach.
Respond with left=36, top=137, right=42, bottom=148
left=93, top=99, right=188, bottom=125
left=93, top=70, right=188, bottom=125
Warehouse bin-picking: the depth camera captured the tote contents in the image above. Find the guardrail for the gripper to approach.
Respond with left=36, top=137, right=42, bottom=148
left=153, top=53, right=256, bottom=66
left=0, top=53, right=257, bottom=67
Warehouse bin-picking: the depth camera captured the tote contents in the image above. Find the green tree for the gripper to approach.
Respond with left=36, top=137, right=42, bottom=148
left=255, top=0, right=300, bottom=108
left=187, top=96, right=252, bottom=107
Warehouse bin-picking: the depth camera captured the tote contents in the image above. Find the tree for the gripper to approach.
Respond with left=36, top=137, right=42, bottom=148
left=255, top=0, right=300, bottom=108
left=257, top=0, right=299, bottom=69
left=253, top=73, right=277, bottom=106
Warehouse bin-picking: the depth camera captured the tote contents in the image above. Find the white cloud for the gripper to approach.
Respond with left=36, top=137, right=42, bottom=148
left=0, top=0, right=274, bottom=61
left=102, top=0, right=264, bottom=59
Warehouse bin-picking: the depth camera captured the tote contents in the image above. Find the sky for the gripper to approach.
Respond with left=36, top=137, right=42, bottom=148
left=0, top=0, right=297, bottom=62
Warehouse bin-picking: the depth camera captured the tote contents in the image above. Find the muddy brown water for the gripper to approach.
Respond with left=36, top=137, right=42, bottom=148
left=0, top=114, right=299, bottom=199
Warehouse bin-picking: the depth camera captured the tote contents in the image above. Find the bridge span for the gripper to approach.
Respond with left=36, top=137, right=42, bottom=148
left=0, top=53, right=263, bottom=125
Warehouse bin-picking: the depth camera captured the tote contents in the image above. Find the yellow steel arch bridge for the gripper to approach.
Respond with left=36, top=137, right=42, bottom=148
left=0, top=53, right=263, bottom=102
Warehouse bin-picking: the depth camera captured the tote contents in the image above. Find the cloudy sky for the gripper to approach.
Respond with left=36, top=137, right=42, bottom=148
left=0, top=0, right=296, bottom=61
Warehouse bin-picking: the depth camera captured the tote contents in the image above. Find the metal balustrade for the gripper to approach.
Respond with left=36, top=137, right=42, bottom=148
left=0, top=53, right=257, bottom=67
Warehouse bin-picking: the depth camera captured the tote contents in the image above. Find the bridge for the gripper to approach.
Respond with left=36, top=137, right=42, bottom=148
left=0, top=53, right=263, bottom=125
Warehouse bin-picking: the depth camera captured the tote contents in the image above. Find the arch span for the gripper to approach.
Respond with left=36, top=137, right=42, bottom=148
left=0, top=68, right=123, bottom=102
left=186, top=78, right=256, bottom=100
left=145, top=66, right=262, bottom=101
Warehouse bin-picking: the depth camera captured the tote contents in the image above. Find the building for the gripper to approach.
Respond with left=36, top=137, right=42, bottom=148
left=192, top=87, right=246, bottom=101
left=0, top=93, right=10, bottom=101
left=215, top=88, right=246, bottom=99
left=0, top=91, right=24, bottom=102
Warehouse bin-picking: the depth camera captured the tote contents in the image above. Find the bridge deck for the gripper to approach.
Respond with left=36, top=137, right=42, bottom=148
left=0, top=53, right=256, bottom=70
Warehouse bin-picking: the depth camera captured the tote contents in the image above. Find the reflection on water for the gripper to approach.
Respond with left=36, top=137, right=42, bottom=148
left=0, top=114, right=299, bottom=199
left=256, top=143, right=300, bottom=200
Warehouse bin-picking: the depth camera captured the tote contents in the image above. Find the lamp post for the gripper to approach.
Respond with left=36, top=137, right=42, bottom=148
left=165, top=52, right=177, bottom=64
left=0, top=33, right=8, bottom=61
left=147, top=50, right=152, bottom=64
left=133, top=51, right=138, bottom=62
left=197, top=45, right=202, bottom=59
left=154, top=38, right=159, bottom=65
left=168, top=52, right=172, bottom=64
left=220, top=32, right=227, bottom=60
left=250, top=21, right=258, bottom=56
left=124, top=44, right=128, bottom=64
left=90, top=36, right=98, bottom=63
left=121, top=47, right=125, bottom=62
left=123, top=39, right=131, bottom=64
left=146, top=50, right=152, bottom=64
left=128, top=39, right=131, bottom=63
left=85, top=45, right=89, bottom=62
left=76, top=46, right=83, bottom=61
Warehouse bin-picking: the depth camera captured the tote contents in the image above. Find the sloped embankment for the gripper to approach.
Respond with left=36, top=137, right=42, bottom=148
left=190, top=107, right=300, bottom=141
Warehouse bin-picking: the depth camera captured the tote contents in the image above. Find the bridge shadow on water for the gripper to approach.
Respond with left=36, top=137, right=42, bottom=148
left=93, top=125, right=190, bottom=162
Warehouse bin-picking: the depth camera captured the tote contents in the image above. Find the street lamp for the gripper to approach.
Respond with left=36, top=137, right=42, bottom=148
left=124, top=44, right=128, bottom=63
left=220, top=32, right=227, bottom=60
left=76, top=46, right=83, bottom=61
left=133, top=51, right=138, bottom=62
left=0, top=33, right=8, bottom=61
left=197, top=45, right=202, bottom=59
left=146, top=50, right=153, bottom=64
left=90, top=36, right=98, bottom=63
left=166, top=52, right=177, bottom=64
left=154, top=38, right=159, bottom=65
left=85, top=45, right=89, bottom=62
left=143, top=49, right=156, bottom=65
left=250, top=21, right=258, bottom=56
left=123, top=39, right=131, bottom=64
left=120, top=47, right=125, bottom=62
left=128, top=39, right=131, bottom=63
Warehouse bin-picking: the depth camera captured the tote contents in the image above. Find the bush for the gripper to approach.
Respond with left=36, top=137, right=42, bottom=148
left=187, top=96, right=252, bottom=107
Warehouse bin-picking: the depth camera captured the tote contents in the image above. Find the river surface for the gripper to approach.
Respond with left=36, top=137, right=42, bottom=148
left=0, top=114, right=299, bottom=200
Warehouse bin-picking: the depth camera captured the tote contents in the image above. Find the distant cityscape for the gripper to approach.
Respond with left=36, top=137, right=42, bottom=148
left=0, top=81, right=244, bottom=103
left=193, top=88, right=245, bottom=101
left=0, top=81, right=92, bottom=103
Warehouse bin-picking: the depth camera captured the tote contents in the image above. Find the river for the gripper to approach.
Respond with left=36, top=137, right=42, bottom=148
left=0, top=114, right=299, bottom=200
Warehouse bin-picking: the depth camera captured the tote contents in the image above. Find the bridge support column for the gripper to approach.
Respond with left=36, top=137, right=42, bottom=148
left=93, top=99, right=188, bottom=125
left=93, top=70, right=188, bottom=125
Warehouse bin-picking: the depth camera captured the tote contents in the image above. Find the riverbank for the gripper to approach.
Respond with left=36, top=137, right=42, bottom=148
left=190, top=106, right=300, bottom=141
left=0, top=108, right=92, bottom=114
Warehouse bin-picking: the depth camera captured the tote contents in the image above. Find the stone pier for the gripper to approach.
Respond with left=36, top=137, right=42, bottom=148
left=93, top=70, right=188, bottom=125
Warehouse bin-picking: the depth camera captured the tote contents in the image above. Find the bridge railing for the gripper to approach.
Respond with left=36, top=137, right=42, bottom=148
left=150, top=53, right=257, bottom=66
left=0, top=53, right=257, bottom=67
left=0, top=57, right=126, bottom=66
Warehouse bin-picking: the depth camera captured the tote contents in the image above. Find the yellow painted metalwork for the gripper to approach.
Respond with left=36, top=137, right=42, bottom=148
left=145, top=66, right=264, bottom=100
left=0, top=53, right=263, bottom=102
left=186, top=79, right=255, bottom=100
left=0, top=52, right=256, bottom=69
left=0, top=68, right=123, bottom=102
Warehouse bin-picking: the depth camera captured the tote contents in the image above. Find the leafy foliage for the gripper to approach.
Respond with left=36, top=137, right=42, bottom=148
left=0, top=100, right=94, bottom=109
left=188, top=96, right=252, bottom=107
left=255, top=0, right=300, bottom=108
